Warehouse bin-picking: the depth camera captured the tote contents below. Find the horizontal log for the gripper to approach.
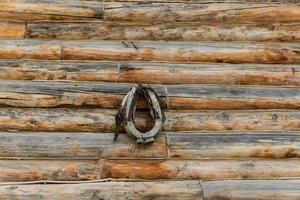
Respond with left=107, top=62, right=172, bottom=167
left=0, top=131, right=297, bottom=160
left=120, top=63, right=300, bottom=86
left=2, top=1, right=299, bottom=23
left=0, top=60, right=119, bottom=82
left=61, top=40, right=300, bottom=64
left=0, top=40, right=61, bottom=60
left=1, top=160, right=300, bottom=181
left=2, top=80, right=300, bottom=109
left=2, top=61, right=300, bottom=86
left=1, top=40, right=299, bottom=64
left=0, top=181, right=202, bottom=200
left=1, top=108, right=300, bottom=132
left=0, top=22, right=24, bottom=38
left=0, top=132, right=166, bottom=159
left=0, top=180, right=299, bottom=200
left=103, top=2, right=300, bottom=23
left=202, top=179, right=300, bottom=200
left=0, top=160, right=102, bottom=181
left=98, top=0, right=300, bottom=3
left=25, top=22, right=300, bottom=42
left=99, top=160, right=300, bottom=180
left=167, top=132, right=300, bottom=159
left=0, top=0, right=102, bottom=22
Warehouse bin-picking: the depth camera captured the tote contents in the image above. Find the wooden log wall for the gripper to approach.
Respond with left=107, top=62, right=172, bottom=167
left=0, top=0, right=299, bottom=199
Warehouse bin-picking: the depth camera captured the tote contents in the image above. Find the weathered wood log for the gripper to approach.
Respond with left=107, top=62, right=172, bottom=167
left=1, top=108, right=300, bottom=132
left=97, top=0, right=300, bottom=3
left=0, top=0, right=102, bottom=22
left=120, top=63, right=300, bottom=86
left=0, top=160, right=102, bottom=181
left=2, top=61, right=300, bottom=86
left=167, top=132, right=300, bottom=159
left=2, top=80, right=300, bottom=109
left=2, top=1, right=299, bottom=23
left=103, top=2, right=300, bottom=23
left=0, top=131, right=297, bottom=160
left=99, top=160, right=300, bottom=180
left=0, top=60, right=119, bottom=82
left=0, top=160, right=299, bottom=181
left=166, top=84, right=300, bottom=110
left=61, top=40, right=300, bottom=64
left=202, top=179, right=300, bottom=200
left=1, top=40, right=299, bottom=64
left=0, top=181, right=203, bottom=200
left=0, top=22, right=24, bottom=38
left=25, top=22, right=300, bottom=42
left=0, top=180, right=299, bottom=200
left=0, top=132, right=166, bottom=159
left=0, top=40, right=61, bottom=60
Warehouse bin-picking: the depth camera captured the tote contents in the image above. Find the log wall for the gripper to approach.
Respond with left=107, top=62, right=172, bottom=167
left=0, top=0, right=299, bottom=198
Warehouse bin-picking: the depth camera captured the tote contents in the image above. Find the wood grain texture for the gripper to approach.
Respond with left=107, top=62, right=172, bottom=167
left=0, top=22, right=25, bottom=38
left=2, top=61, right=300, bottom=86
left=0, top=60, right=119, bottom=82
left=0, top=131, right=297, bottom=160
left=1, top=160, right=300, bottom=181
left=0, top=0, right=102, bottom=22
left=61, top=40, right=300, bottom=64
left=0, top=132, right=166, bottom=159
left=0, top=160, right=102, bottom=181
left=0, top=180, right=299, bottom=200
left=0, top=40, right=61, bottom=60
left=100, top=0, right=300, bottom=3
left=1, top=108, right=300, bottom=132
left=119, top=63, right=300, bottom=86
left=2, top=1, right=299, bottom=23
left=103, top=2, right=300, bottom=23
left=99, top=160, right=300, bottom=180
left=0, top=181, right=203, bottom=200
left=2, top=80, right=300, bottom=109
left=167, top=132, right=300, bottom=159
left=202, top=179, right=300, bottom=200
left=0, top=80, right=167, bottom=108
left=1, top=40, right=299, bottom=64
left=25, top=22, right=300, bottom=42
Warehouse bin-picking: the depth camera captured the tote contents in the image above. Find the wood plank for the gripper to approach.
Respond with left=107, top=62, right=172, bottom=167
left=0, top=40, right=299, bottom=64
left=25, top=22, right=300, bottom=42
left=0, top=22, right=25, bottom=38
left=0, top=132, right=166, bottom=159
left=202, top=180, right=300, bottom=200
left=103, top=2, right=300, bottom=23
left=2, top=61, right=300, bottom=86
left=1, top=108, right=300, bottom=132
left=167, top=132, right=300, bottom=159
left=0, top=0, right=102, bottom=22
left=0, top=160, right=102, bottom=181
left=99, top=160, right=300, bottom=180
left=0, top=181, right=203, bottom=200
left=2, top=80, right=300, bottom=109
